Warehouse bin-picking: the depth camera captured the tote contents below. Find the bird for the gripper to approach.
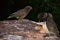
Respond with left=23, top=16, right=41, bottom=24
left=38, top=13, right=48, bottom=22
left=46, top=13, right=59, bottom=36
left=38, top=13, right=59, bottom=36
left=7, top=6, right=32, bottom=19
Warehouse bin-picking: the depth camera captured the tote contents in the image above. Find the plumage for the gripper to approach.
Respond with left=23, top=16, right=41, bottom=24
left=46, top=13, right=59, bottom=36
left=38, top=13, right=59, bottom=36
left=7, top=6, right=32, bottom=19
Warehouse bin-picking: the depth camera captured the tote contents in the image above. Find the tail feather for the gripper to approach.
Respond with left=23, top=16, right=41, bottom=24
left=7, top=16, right=14, bottom=19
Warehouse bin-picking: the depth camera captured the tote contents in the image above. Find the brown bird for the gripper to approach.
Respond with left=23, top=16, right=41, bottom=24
left=46, top=13, right=59, bottom=36
left=7, top=6, right=32, bottom=19
left=38, top=13, right=59, bottom=36
left=38, top=13, right=48, bottom=22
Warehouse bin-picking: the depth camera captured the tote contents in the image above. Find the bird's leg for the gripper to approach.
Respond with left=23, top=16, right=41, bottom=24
left=16, top=17, right=20, bottom=19
left=16, top=17, right=22, bottom=20
left=39, top=19, right=40, bottom=22
left=38, top=19, right=41, bottom=22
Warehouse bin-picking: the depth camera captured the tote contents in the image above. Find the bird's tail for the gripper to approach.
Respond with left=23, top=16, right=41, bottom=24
left=7, top=16, right=13, bottom=19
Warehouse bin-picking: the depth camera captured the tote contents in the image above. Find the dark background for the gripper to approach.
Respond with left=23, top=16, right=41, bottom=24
left=0, top=0, right=60, bottom=31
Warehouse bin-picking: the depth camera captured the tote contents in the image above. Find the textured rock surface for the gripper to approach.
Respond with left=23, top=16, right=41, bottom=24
left=0, top=19, right=59, bottom=40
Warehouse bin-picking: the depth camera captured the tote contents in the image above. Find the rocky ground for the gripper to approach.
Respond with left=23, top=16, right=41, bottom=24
left=0, top=19, right=59, bottom=40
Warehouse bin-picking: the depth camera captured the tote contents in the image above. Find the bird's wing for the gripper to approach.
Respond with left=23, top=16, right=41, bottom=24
left=7, top=9, right=24, bottom=18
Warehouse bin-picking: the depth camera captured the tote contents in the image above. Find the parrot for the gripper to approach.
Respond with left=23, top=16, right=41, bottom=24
left=38, top=13, right=59, bottom=37
left=7, top=6, right=32, bottom=19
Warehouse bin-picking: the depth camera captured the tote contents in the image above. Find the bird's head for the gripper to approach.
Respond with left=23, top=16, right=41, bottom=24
left=24, top=6, right=32, bottom=10
left=38, top=13, right=48, bottom=21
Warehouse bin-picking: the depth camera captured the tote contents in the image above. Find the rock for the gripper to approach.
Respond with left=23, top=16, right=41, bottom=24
left=0, top=19, right=59, bottom=40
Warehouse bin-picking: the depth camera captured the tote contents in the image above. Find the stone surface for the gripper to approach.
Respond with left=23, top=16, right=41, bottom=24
left=0, top=19, right=59, bottom=40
